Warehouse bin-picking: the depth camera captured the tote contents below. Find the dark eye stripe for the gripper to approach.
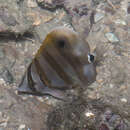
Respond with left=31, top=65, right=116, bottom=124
left=43, top=50, right=73, bottom=86
left=31, top=61, right=46, bottom=88
left=34, top=58, right=50, bottom=88
left=45, top=44, right=80, bottom=83
left=57, top=48, right=88, bottom=84
left=37, top=53, right=68, bottom=89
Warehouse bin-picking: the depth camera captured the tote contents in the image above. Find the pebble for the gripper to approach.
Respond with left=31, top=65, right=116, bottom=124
left=0, top=128, right=4, bottom=130
left=0, top=78, right=6, bottom=85
left=120, top=98, right=127, bottom=103
left=27, top=0, right=38, bottom=8
left=87, top=91, right=99, bottom=100
left=21, top=96, right=28, bottom=100
left=104, top=110, right=113, bottom=122
left=0, top=8, right=17, bottom=26
left=119, top=85, right=127, bottom=91
left=99, top=123, right=109, bottom=130
left=85, top=111, right=95, bottom=118
left=0, top=113, right=8, bottom=128
left=0, top=122, right=7, bottom=127
left=105, top=32, right=119, bottom=42
left=114, top=19, right=127, bottom=25
left=2, top=70, right=14, bottom=84
left=109, top=84, right=114, bottom=88
left=37, top=97, right=45, bottom=102
left=0, top=65, right=5, bottom=74
left=37, top=0, right=44, bottom=2
left=127, top=4, right=130, bottom=14
left=0, top=48, right=4, bottom=59
left=94, top=12, right=104, bottom=23
left=18, top=124, right=26, bottom=130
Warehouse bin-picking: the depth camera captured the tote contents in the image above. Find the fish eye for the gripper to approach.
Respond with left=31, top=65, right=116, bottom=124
left=88, top=54, right=95, bottom=63
left=58, top=39, right=65, bottom=48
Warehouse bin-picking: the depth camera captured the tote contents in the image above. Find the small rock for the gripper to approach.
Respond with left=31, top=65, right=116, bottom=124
left=119, top=85, right=127, bottom=91
left=0, top=48, right=4, bottom=58
left=0, top=65, right=5, bottom=74
left=109, top=84, right=114, bottom=88
left=0, top=78, right=6, bottom=85
left=109, top=114, right=124, bottom=128
left=115, top=120, right=127, bottom=130
left=99, top=109, right=130, bottom=129
left=105, top=32, right=119, bottom=42
left=73, top=5, right=89, bottom=16
left=114, top=19, right=126, bottom=25
left=87, top=91, right=98, bottom=100
left=104, top=109, right=113, bottom=121
left=18, top=124, right=26, bottom=130
left=0, top=122, right=7, bottom=127
left=0, top=111, right=3, bottom=119
left=36, top=0, right=62, bottom=10
left=94, top=12, right=104, bottom=23
left=99, top=123, right=109, bottom=130
left=0, top=7, right=17, bottom=26
left=37, top=97, right=45, bottom=102
left=0, top=128, right=4, bottom=130
left=2, top=69, right=14, bottom=84
left=85, top=111, right=95, bottom=118
left=120, top=98, right=127, bottom=103
left=27, top=0, right=38, bottom=8
left=37, top=0, right=44, bottom=2
left=127, top=4, right=130, bottom=14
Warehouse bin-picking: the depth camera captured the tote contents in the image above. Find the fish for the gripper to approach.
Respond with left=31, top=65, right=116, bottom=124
left=18, top=27, right=96, bottom=100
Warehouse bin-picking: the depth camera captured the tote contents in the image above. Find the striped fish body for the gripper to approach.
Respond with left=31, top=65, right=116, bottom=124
left=18, top=27, right=96, bottom=100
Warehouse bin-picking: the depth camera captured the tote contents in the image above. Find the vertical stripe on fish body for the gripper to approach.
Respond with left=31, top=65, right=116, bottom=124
left=18, top=27, right=97, bottom=100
